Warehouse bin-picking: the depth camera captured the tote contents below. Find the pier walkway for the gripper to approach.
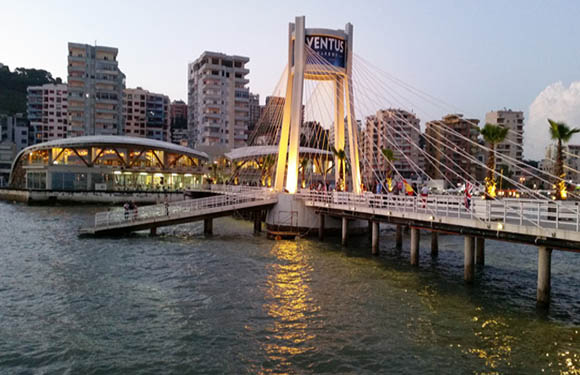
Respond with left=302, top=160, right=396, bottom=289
left=79, top=187, right=276, bottom=236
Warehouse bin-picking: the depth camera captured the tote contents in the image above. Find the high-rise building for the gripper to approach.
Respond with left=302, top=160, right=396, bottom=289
left=123, top=87, right=170, bottom=142
left=27, top=83, right=68, bottom=144
left=361, top=109, right=421, bottom=182
left=187, top=51, right=250, bottom=154
left=169, top=100, right=188, bottom=145
left=425, top=114, right=480, bottom=186
left=67, top=42, right=125, bottom=137
left=248, top=93, right=260, bottom=135
left=485, top=109, right=524, bottom=163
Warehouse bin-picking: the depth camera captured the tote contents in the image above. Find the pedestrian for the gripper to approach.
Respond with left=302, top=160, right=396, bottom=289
left=123, top=202, right=129, bottom=221
left=164, top=199, right=169, bottom=216
left=421, top=185, right=429, bottom=208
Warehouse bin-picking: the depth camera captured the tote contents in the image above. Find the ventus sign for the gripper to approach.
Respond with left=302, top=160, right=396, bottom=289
left=305, top=35, right=346, bottom=68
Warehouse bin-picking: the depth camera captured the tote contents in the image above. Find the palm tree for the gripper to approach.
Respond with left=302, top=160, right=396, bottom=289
left=548, top=119, right=580, bottom=200
left=331, top=146, right=347, bottom=191
left=260, top=155, right=276, bottom=187
left=480, top=123, right=509, bottom=199
left=381, top=148, right=395, bottom=192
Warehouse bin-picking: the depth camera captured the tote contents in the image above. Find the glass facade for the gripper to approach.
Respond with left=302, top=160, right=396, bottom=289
left=10, top=140, right=206, bottom=191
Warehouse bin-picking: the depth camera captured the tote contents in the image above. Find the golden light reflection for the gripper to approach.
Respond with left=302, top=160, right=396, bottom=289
left=465, top=314, right=514, bottom=372
left=260, top=241, right=319, bottom=374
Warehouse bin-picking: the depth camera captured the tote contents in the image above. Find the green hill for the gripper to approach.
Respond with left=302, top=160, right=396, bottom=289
left=0, top=64, right=62, bottom=116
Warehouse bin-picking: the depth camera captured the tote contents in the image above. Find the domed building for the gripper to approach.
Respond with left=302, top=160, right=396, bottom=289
left=9, top=136, right=208, bottom=191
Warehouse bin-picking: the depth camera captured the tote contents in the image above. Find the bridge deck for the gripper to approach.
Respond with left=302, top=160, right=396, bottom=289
left=80, top=191, right=277, bottom=236
left=298, top=191, right=580, bottom=251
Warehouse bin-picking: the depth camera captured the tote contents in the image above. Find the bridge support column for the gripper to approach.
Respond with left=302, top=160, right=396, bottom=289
left=318, top=214, right=325, bottom=241
left=371, top=221, right=379, bottom=256
left=431, top=232, right=438, bottom=257
left=253, top=212, right=261, bottom=234
left=410, top=227, right=420, bottom=266
left=150, top=227, right=157, bottom=236
left=464, top=236, right=475, bottom=283
left=341, top=217, right=348, bottom=246
left=537, top=246, right=552, bottom=307
left=476, top=238, right=485, bottom=265
left=396, top=224, right=403, bottom=250
left=204, top=218, right=213, bottom=235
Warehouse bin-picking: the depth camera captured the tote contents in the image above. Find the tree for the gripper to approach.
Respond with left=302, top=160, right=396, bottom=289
left=331, top=146, right=347, bottom=191
left=548, top=119, right=580, bottom=200
left=260, top=155, right=275, bottom=187
left=381, top=148, right=395, bottom=191
left=480, top=123, right=508, bottom=199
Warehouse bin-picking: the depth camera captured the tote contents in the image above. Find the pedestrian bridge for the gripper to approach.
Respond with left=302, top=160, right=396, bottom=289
left=79, top=186, right=277, bottom=236
left=297, top=190, right=580, bottom=251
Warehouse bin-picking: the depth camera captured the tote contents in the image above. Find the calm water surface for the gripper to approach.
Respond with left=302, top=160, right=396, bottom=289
left=0, top=202, right=578, bottom=374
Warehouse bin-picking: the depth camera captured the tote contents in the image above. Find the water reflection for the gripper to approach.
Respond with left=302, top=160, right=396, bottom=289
left=467, top=310, right=514, bottom=373
left=261, top=241, right=320, bottom=373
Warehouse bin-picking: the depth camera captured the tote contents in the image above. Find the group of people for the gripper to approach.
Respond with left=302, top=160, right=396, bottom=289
left=123, top=201, right=138, bottom=221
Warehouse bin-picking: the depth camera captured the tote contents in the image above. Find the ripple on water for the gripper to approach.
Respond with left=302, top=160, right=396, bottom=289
left=0, top=203, right=579, bottom=374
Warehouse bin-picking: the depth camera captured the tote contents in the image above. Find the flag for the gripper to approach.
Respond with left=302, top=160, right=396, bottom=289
left=403, top=179, right=414, bottom=196
left=465, top=181, right=473, bottom=209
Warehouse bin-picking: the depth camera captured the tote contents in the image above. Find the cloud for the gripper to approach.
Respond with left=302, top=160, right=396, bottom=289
left=526, top=81, right=580, bottom=160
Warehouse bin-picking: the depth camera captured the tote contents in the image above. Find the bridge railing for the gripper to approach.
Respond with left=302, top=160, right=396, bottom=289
left=94, top=189, right=274, bottom=228
left=297, top=190, right=580, bottom=232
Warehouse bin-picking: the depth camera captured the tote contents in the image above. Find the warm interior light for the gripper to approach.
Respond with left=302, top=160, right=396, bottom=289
left=497, top=223, right=503, bottom=230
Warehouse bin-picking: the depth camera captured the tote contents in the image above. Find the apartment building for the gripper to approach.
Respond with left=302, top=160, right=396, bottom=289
left=123, top=88, right=170, bottom=142
left=27, top=84, right=68, bottom=144
left=170, top=100, right=188, bottom=145
left=248, top=93, right=260, bottom=135
left=67, top=43, right=125, bottom=137
left=360, top=109, right=421, bottom=183
left=0, top=113, right=29, bottom=151
left=485, top=109, right=524, bottom=164
left=424, top=114, right=481, bottom=186
left=187, top=51, right=250, bottom=154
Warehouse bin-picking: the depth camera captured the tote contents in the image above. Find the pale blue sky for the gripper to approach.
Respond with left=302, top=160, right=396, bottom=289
left=1, top=0, right=579, bottom=155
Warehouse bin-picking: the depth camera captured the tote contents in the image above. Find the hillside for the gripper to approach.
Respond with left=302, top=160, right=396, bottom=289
left=0, top=64, right=62, bottom=115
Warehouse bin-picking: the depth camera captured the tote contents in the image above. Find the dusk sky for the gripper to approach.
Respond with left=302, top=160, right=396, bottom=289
left=2, top=0, right=580, bottom=159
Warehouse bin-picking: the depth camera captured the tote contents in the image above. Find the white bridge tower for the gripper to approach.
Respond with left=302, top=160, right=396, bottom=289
left=274, top=16, right=362, bottom=194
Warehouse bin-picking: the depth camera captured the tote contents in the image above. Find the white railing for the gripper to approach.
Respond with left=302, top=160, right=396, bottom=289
left=94, top=189, right=275, bottom=229
left=297, top=190, right=580, bottom=232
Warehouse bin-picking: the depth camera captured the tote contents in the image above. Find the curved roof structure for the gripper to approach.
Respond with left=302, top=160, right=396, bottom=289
left=225, top=145, right=332, bottom=160
left=14, top=135, right=209, bottom=161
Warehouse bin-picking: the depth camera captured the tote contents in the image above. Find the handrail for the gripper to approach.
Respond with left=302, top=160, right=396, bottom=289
left=296, top=190, right=580, bottom=233
left=94, top=188, right=275, bottom=228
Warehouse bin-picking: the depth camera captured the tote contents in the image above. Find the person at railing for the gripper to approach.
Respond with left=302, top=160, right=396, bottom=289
left=123, top=202, right=129, bottom=221
left=420, top=185, right=429, bottom=208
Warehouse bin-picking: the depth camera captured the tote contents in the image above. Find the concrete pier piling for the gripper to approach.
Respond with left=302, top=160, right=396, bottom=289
left=204, top=218, right=213, bottom=235
left=341, top=217, right=348, bottom=246
left=371, top=221, right=379, bottom=256
left=318, top=214, right=325, bottom=241
left=464, top=236, right=475, bottom=283
left=396, top=224, right=403, bottom=250
left=476, top=237, right=485, bottom=265
left=537, top=246, right=552, bottom=306
left=253, top=212, right=261, bottom=234
left=431, top=232, right=439, bottom=257
left=410, top=227, right=420, bottom=266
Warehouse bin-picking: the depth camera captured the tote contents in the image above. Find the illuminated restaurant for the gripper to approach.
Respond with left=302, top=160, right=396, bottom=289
left=9, top=136, right=208, bottom=191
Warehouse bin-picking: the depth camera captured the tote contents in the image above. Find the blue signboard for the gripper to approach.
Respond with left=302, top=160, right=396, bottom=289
left=305, top=35, right=346, bottom=68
